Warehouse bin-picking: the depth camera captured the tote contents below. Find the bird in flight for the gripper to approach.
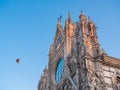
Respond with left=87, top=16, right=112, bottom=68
left=16, top=58, right=21, bottom=63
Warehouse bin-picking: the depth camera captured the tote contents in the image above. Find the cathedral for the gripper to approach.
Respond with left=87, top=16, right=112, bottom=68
left=38, top=12, right=120, bottom=90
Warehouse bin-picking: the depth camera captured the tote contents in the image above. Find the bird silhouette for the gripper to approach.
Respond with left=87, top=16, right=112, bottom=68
left=16, top=58, right=21, bottom=63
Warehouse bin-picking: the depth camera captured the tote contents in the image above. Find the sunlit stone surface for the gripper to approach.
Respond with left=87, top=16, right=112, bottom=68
left=38, top=12, right=120, bottom=90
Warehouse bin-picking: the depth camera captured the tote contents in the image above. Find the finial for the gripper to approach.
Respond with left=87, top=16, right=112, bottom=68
left=58, top=15, right=62, bottom=24
left=68, top=11, right=72, bottom=23
left=68, top=11, right=71, bottom=19
left=60, top=15, right=62, bottom=22
left=88, top=16, right=90, bottom=22
left=58, top=17, right=60, bottom=24
left=81, top=10, right=83, bottom=14
left=80, top=10, right=85, bottom=15
left=101, top=48, right=107, bottom=55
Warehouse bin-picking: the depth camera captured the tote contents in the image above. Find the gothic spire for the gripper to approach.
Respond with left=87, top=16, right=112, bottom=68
left=57, top=15, right=62, bottom=25
left=57, top=15, right=62, bottom=24
left=68, top=11, right=71, bottom=19
left=68, top=11, right=72, bottom=23
left=79, top=10, right=86, bottom=22
left=57, top=15, right=63, bottom=30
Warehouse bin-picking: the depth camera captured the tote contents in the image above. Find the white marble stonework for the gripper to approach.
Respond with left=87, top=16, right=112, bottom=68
left=38, top=12, right=120, bottom=90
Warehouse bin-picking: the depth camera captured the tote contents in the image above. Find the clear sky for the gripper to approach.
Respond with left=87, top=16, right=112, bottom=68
left=0, top=0, right=120, bottom=90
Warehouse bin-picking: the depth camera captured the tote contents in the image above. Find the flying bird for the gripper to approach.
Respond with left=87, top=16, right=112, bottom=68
left=16, top=58, right=21, bottom=63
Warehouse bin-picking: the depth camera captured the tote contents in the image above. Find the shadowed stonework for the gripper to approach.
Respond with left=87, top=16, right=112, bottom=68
left=38, top=12, right=120, bottom=90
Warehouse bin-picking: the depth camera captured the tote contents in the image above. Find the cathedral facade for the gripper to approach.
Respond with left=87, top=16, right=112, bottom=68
left=38, top=12, right=120, bottom=90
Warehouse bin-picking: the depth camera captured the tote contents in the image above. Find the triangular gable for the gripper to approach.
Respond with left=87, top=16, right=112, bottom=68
left=53, top=24, right=64, bottom=48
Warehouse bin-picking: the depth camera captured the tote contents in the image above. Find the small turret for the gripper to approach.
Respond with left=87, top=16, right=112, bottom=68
left=64, top=12, right=76, bottom=56
left=57, top=16, right=63, bottom=30
left=77, top=11, right=100, bottom=57
left=68, top=12, right=72, bottom=24
left=79, top=11, right=86, bottom=23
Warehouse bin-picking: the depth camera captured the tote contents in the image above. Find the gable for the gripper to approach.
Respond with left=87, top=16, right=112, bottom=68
left=53, top=24, right=64, bottom=49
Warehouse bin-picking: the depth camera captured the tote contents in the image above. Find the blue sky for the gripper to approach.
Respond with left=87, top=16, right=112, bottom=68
left=0, top=0, right=120, bottom=90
